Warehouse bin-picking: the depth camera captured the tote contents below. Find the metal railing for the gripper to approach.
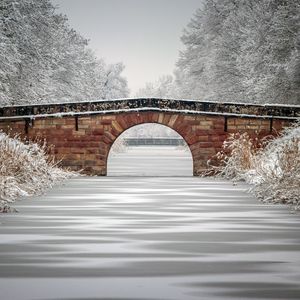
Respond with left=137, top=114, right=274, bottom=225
left=124, top=138, right=185, bottom=146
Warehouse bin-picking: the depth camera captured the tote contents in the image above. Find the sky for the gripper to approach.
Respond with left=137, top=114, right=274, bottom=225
left=51, top=0, right=202, bottom=96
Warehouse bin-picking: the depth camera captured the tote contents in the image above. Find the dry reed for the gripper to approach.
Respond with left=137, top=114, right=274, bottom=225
left=0, top=131, right=75, bottom=212
left=206, top=123, right=300, bottom=210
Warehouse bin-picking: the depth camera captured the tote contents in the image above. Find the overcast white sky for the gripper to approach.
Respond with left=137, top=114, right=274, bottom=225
left=51, top=0, right=202, bottom=96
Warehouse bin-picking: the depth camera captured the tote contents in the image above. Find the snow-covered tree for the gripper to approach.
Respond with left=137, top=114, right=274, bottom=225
left=135, top=75, right=176, bottom=98
left=216, top=0, right=300, bottom=103
left=102, top=63, right=130, bottom=99
left=175, top=1, right=236, bottom=101
left=171, top=0, right=300, bottom=104
left=0, top=0, right=129, bottom=106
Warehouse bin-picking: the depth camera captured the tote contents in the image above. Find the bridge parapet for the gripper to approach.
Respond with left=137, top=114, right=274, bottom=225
left=0, top=98, right=299, bottom=120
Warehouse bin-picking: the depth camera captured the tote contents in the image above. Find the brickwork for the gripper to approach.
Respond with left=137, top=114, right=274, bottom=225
left=0, top=111, right=293, bottom=176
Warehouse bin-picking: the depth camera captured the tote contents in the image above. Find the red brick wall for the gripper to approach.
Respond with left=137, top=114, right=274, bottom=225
left=0, top=112, right=292, bottom=176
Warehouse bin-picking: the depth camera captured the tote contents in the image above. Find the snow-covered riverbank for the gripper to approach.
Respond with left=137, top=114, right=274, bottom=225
left=0, top=132, right=74, bottom=212
left=0, top=176, right=299, bottom=300
left=208, top=123, right=300, bottom=210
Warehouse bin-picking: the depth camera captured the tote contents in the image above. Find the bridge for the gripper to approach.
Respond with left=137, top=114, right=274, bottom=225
left=0, top=98, right=299, bottom=175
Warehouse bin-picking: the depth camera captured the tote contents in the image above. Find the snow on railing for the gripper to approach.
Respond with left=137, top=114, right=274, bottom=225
left=0, top=98, right=299, bottom=120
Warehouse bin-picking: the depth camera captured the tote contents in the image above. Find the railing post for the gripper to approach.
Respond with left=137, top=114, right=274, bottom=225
left=224, top=116, right=228, bottom=132
left=75, top=116, right=79, bottom=131
left=269, top=117, right=273, bottom=133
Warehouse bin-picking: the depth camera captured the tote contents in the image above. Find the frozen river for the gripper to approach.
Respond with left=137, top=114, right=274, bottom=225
left=0, top=147, right=300, bottom=300
left=108, top=146, right=193, bottom=176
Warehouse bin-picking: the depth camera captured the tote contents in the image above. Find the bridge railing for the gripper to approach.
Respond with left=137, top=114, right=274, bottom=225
left=0, top=98, right=299, bottom=120
left=124, top=138, right=185, bottom=146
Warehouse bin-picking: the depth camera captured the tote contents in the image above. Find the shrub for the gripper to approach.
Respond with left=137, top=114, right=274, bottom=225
left=207, top=123, right=300, bottom=210
left=206, top=132, right=261, bottom=180
left=252, top=124, right=300, bottom=209
left=0, top=131, right=75, bottom=212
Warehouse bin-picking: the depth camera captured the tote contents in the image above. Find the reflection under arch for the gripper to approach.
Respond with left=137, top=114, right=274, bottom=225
left=107, top=123, right=193, bottom=176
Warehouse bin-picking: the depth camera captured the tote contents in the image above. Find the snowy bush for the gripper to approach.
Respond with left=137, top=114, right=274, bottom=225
left=0, top=132, right=75, bottom=212
left=207, top=123, right=300, bottom=210
left=206, top=132, right=261, bottom=179
left=252, top=124, right=300, bottom=210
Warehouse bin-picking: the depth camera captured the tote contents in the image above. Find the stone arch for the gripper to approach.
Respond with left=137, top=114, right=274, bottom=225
left=98, top=112, right=204, bottom=176
left=106, top=122, right=194, bottom=176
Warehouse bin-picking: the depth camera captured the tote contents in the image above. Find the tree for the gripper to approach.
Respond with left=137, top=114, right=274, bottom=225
left=174, top=0, right=300, bottom=104
left=135, top=75, right=176, bottom=98
left=175, top=0, right=236, bottom=101
left=102, top=63, right=129, bottom=99
left=0, top=0, right=129, bottom=106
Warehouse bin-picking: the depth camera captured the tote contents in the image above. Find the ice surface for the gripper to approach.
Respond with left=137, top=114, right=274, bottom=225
left=108, top=146, right=192, bottom=177
left=0, top=173, right=300, bottom=299
left=1, top=146, right=300, bottom=299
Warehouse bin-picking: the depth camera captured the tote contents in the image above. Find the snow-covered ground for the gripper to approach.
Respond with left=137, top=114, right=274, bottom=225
left=0, top=152, right=300, bottom=299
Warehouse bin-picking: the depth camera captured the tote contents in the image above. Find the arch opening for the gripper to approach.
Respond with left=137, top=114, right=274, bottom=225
left=107, top=123, right=193, bottom=176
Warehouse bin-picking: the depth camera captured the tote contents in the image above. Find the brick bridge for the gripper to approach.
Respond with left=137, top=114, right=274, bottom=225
left=0, top=98, right=299, bottom=175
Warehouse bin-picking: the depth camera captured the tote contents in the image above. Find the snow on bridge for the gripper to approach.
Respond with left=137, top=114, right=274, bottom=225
left=0, top=98, right=299, bottom=120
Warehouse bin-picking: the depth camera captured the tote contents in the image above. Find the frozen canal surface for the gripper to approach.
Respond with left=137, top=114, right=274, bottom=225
left=1, top=148, right=300, bottom=300
left=108, top=146, right=193, bottom=176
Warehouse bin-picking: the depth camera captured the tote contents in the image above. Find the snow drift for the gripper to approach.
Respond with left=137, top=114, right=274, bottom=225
left=207, top=123, right=300, bottom=210
left=0, top=132, right=75, bottom=212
